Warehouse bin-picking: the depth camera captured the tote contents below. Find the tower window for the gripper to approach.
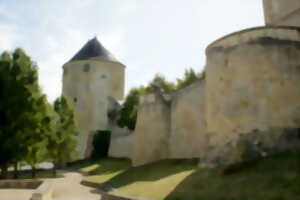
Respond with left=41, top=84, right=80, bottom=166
left=63, top=68, right=68, bottom=76
left=74, top=97, right=77, bottom=103
left=83, top=63, right=90, bottom=72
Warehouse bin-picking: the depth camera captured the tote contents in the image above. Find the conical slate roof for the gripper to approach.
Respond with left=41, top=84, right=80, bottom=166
left=69, top=37, right=119, bottom=63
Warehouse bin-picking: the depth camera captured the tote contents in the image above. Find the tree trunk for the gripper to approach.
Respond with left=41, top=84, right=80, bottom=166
left=52, top=162, right=57, bottom=177
left=13, top=162, right=19, bottom=179
left=31, top=166, right=36, bottom=178
left=0, top=162, right=9, bottom=179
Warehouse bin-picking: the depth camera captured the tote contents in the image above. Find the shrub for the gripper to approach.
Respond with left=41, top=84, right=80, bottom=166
left=117, top=88, right=140, bottom=131
left=91, top=131, right=111, bottom=159
left=221, top=141, right=255, bottom=176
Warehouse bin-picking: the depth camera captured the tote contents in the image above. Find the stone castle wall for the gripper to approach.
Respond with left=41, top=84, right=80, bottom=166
left=263, top=0, right=300, bottom=27
left=109, top=133, right=133, bottom=159
left=169, top=80, right=208, bottom=159
left=206, top=26, right=300, bottom=145
left=108, top=113, right=133, bottom=159
left=132, top=93, right=171, bottom=166
left=112, top=1, right=300, bottom=167
left=130, top=26, right=300, bottom=167
left=131, top=80, right=209, bottom=165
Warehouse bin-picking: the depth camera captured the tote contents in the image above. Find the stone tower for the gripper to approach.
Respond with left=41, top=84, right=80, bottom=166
left=62, top=37, right=125, bottom=159
left=263, top=0, right=300, bottom=26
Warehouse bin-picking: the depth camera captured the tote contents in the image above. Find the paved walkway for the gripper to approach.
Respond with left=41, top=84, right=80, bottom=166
left=52, top=172, right=101, bottom=200
left=0, top=189, right=34, bottom=200
left=0, top=171, right=101, bottom=200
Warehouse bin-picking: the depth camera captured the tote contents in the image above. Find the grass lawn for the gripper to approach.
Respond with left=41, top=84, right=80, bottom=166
left=71, top=152, right=300, bottom=200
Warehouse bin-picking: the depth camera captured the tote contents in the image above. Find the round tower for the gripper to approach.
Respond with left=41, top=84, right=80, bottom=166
left=206, top=26, right=300, bottom=146
left=263, top=0, right=300, bottom=27
left=62, top=37, right=125, bottom=159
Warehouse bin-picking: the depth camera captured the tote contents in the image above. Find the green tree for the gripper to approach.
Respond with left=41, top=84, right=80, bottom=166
left=0, top=49, right=53, bottom=179
left=197, top=71, right=205, bottom=80
left=117, top=75, right=175, bottom=131
left=47, top=95, right=79, bottom=176
left=146, top=74, right=175, bottom=94
left=176, top=68, right=202, bottom=90
left=117, top=70, right=205, bottom=132
left=117, top=88, right=140, bottom=131
left=24, top=97, right=55, bottom=178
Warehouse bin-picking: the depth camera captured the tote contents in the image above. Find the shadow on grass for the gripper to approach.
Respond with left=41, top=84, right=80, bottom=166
left=88, top=158, right=132, bottom=176
left=105, top=159, right=198, bottom=189
left=68, top=157, right=132, bottom=177
left=67, top=159, right=99, bottom=170
left=165, top=152, right=300, bottom=200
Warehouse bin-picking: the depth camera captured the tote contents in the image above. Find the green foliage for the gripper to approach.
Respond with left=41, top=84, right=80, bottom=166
left=0, top=49, right=55, bottom=178
left=117, top=88, right=141, bottom=131
left=47, top=95, right=79, bottom=167
left=91, top=131, right=111, bottom=159
left=221, top=140, right=260, bottom=176
left=25, top=96, right=56, bottom=169
left=117, top=70, right=205, bottom=131
left=117, top=74, right=175, bottom=131
left=176, top=68, right=204, bottom=90
left=145, top=74, right=176, bottom=94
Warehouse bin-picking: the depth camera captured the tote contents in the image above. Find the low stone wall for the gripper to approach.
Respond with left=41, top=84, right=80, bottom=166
left=0, top=179, right=54, bottom=200
left=81, top=180, right=113, bottom=192
left=132, top=93, right=171, bottom=166
left=0, top=179, right=42, bottom=189
left=101, top=193, right=147, bottom=200
left=31, top=180, right=54, bottom=200
left=169, top=80, right=208, bottom=159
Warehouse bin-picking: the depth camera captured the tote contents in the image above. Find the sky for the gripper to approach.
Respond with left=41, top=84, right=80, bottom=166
left=0, top=0, right=264, bottom=102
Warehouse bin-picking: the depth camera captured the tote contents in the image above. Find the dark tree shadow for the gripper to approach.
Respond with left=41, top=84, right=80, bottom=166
left=105, top=159, right=198, bottom=189
left=165, top=152, right=300, bottom=200
left=67, top=158, right=132, bottom=176
left=88, top=158, right=132, bottom=176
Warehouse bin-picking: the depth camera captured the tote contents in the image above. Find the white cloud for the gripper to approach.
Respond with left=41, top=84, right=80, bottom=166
left=118, top=0, right=137, bottom=15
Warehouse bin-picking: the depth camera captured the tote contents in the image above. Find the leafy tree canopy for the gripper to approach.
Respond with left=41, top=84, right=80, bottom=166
left=117, top=88, right=141, bottom=130
left=0, top=49, right=55, bottom=178
left=47, top=95, right=79, bottom=175
left=176, top=68, right=205, bottom=90
left=145, top=74, right=176, bottom=94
